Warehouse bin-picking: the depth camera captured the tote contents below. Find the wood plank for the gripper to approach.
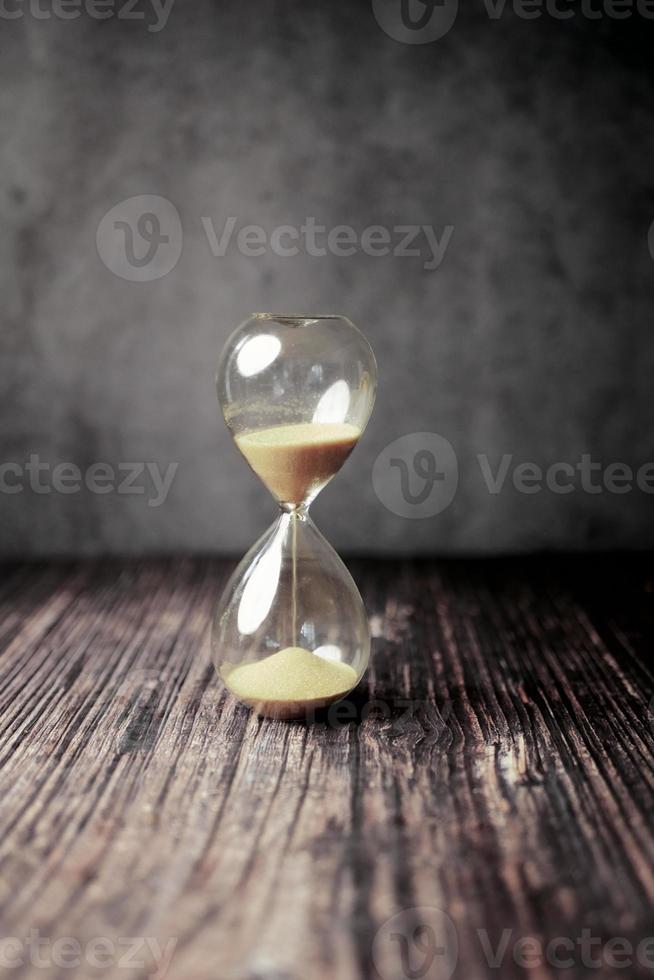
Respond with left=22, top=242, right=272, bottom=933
left=0, top=557, right=652, bottom=980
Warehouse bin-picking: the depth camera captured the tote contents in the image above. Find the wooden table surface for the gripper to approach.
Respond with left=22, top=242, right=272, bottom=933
left=0, top=557, right=653, bottom=980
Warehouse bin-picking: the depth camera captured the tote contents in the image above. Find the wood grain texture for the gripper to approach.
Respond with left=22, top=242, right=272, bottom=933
left=0, top=557, right=653, bottom=980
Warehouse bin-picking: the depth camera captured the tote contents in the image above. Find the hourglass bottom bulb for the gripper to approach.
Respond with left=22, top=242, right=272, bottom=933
left=220, top=646, right=359, bottom=720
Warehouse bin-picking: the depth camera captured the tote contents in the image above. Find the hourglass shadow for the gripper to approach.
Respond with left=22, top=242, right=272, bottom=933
left=283, top=668, right=453, bottom=738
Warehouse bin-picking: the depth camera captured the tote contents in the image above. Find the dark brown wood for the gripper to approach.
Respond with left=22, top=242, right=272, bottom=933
left=0, top=557, right=653, bottom=980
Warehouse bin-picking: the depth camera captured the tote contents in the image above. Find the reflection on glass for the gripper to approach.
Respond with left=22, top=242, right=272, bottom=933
left=236, top=524, right=282, bottom=636
left=236, top=334, right=281, bottom=378
left=312, top=379, right=351, bottom=424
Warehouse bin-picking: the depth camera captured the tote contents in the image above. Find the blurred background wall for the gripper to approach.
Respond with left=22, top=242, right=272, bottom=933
left=1, top=0, right=653, bottom=556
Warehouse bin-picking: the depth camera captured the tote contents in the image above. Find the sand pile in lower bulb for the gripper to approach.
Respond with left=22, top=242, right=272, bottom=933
left=221, top=646, right=358, bottom=719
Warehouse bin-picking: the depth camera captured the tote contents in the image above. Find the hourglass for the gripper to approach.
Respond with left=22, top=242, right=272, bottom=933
left=212, top=314, right=377, bottom=720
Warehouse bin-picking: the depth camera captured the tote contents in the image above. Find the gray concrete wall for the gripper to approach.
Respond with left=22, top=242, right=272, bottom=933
left=1, top=1, right=653, bottom=556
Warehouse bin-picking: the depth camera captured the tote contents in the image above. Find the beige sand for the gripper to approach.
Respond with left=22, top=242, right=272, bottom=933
left=235, top=422, right=360, bottom=504
left=221, top=646, right=358, bottom=719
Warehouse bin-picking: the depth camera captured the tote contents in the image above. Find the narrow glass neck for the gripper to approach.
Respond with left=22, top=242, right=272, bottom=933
left=280, top=501, right=309, bottom=518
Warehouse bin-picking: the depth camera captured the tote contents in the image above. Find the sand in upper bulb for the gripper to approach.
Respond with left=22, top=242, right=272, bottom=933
left=234, top=422, right=360, bottom=504
left=221, top=646, right=358, bottom=719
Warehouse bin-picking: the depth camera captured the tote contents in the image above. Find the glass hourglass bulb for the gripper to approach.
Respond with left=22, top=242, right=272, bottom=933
left=212, top=314, right=377, bottom=719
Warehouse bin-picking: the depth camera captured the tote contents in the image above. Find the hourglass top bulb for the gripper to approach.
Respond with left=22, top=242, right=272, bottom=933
left=216, top=314, right=377, bottom=507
